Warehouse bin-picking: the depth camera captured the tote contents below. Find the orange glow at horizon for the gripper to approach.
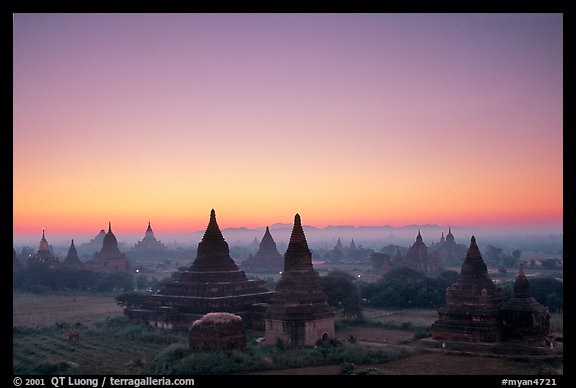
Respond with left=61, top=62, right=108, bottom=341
left=13, top=14, right=563, bottom=240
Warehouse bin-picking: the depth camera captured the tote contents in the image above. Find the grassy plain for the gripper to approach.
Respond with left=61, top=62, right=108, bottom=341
left=12, top=293, right=562, bottom=375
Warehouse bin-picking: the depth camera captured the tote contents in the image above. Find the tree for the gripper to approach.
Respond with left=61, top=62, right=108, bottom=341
left=116, top=292, right=146, bottom=309
left=320, top=271, right=364, bottom=320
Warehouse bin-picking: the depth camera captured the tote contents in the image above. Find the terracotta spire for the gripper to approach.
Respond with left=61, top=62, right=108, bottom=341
left=284, top=213, right=313, bottom=271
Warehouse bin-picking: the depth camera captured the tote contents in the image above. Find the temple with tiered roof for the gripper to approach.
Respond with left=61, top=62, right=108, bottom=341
left=501, top=265, right=551, bottom=343
left=125, top=209, right=273, bottom=329
left=431, top=236, right=505, bottom=342
left=241, top=226, right=283, bottom=273
left=28, top=229, right=60, bottom=268
left=84, top=223, right=131, bottom=272
left=396, top=231, right=440, bottom=274
left=128, top=222, right=168, bottom=261
left=265, top=213, right=334, bottom=347
left=61, top=239, right=84, bottom=269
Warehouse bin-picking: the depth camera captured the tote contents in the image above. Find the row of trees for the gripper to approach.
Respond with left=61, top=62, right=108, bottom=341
left=13, top=265, right=159, bottom=294
left=319, top=268, right=563, bottom=316
left=15, top=264, right=562, bottom=315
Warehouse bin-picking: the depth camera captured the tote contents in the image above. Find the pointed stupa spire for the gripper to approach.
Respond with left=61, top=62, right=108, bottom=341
left=147, top=221, right=152, bottom=232
left=467, top=235, right=482, bottom=259
left=259, top=226, right=278, bottom=251
left=284, top=213, right=313, bottom=272
left=459, top=235, right=490, bottom=279
left=63, top=239, right=83, bottom=268
left=101, top=221, right=120, bottom=254
left=416, top=229, right=423, bottom=242
left=38, top=228, right=50, bottom=252
left=190, top=209, right=238, bottom=272
left=512, top=264, right=531, bottom=298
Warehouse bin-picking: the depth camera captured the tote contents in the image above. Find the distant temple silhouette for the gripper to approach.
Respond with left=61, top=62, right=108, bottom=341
left=391, top=231, right=440, bottom=274
left=430, top=228, right=468, bottom=266
left=128, top=222, right=168, bottom=261
left=28, top=229, right=60, bottom=268
left=241, top=226, right=283, bottom=273
left=125, top=209, right=273, bottom=329
left=265, top=213, right=335, bottom=347
left=84, top=223, right=131, bottom=272
left=61, top=239, right=84, bottom=269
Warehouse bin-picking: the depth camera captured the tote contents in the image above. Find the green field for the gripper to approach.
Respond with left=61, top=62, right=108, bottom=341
left=13, top=293, right=563, bottom=375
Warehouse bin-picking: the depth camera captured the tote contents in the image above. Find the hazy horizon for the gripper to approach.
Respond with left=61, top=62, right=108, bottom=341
left=13, top=14, right=562, bottom=240
left=12, top=219, right=563, bottom=248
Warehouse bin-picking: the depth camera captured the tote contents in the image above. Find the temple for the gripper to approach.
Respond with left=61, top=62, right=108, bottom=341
left=265, top=213, right=335, bottom=347
left=430, top=227, right=468, bottom=266
left=501, top=265, right=551, bottom=343
left=77, top=228, right=107, bottom=257
left=396, top=231, right=440, bottom=274
left=128, top=222, right=168, bottom=261
left=61, top=239, right=84, bottom=269
left=125, top=209, right=273, bottom=329
left=28, top=229, right=60, bottom=268
left=431, top=236, right=505, bottom=342
left=241, top=226, right=283, bottom=273
left=84, top=223, right=131, bottom=272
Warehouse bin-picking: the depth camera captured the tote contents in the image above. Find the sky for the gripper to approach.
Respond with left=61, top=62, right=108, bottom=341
left=13, top=13, right=563, bottom=244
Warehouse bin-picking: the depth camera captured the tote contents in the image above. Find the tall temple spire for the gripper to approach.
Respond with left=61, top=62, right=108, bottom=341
left=147, top=221, right=152, bottom=233
left=265, top=213, right=334, bottom=346
left=38, top=228, right=50, bottom=252
left=416, top=230, right=423, bottom=242
left=189, top=209, right=238, bottom=272
left=466, top=235, right=482, bottom=259
left=101, top=221, right=120, bottom=254
left=284, top=213, right=313, bottom=271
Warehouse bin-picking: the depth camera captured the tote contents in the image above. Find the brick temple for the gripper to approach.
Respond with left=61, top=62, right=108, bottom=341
left=501, top=265, right=551, bottom=343
left=431, top=236, right=505, bottom=342
left=61, top=239, right=84, bottom=269
left=128, top=222, right=168, bottom=260
left=241, top=226, right=283, bottom=273
left=28, top=229, right=60, bottom=268
left=265, top=213, right=334, bottom=347
left=397, top=231, right=441, bottom=274
left=125, top=209, right=273, bottom=329
left=84, top=223, right=131, bottom=272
